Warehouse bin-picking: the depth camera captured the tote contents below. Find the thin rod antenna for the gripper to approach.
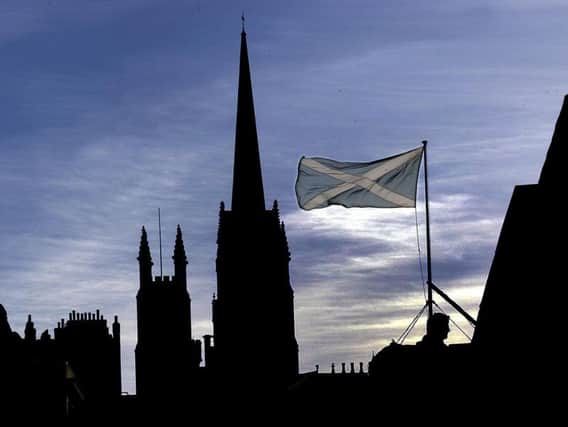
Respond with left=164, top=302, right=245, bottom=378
left=158, top=208, right=163, bottom=279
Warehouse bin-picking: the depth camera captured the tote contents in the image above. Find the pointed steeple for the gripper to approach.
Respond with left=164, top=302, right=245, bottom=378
left=231, top=26, right=266, bottom=213
left=173, top=225, right=188, bottom=288
left=25, top=314, right=36, bottom=342
left=137, top=226, right=153, bottom=287
left=539, top=94, right=568, bottom=189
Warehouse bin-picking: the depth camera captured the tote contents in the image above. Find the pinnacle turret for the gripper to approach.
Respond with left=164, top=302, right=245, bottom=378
left=138, top=226, right=153, bottom=287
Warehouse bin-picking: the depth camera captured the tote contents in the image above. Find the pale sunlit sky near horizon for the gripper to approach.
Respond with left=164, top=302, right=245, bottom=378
left=1, top=0, right=567, bottom=393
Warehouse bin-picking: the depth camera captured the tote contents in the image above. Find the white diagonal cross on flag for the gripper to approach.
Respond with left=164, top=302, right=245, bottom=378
left=297, top=147, right=423, bottom=210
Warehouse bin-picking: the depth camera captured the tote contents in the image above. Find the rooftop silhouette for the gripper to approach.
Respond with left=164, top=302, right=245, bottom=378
left=1, top=27, right=565, bottom=420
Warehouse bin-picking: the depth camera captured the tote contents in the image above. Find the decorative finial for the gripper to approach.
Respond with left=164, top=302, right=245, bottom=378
left=241, top=13, right=245, bottom=34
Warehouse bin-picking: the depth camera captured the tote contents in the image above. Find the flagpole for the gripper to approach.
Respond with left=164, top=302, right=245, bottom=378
left=422, top=140, right=433, bottom=319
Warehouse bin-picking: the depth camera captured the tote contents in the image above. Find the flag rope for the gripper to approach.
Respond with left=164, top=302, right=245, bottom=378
left=414, top=206, right=427, bottom=304
left=433, top=301, right=472, bottom=341
left=397, top=302, right=428, bottom=344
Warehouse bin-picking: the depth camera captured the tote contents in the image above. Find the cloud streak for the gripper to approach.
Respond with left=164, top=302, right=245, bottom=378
left=1, top=1, right=566, bottom=392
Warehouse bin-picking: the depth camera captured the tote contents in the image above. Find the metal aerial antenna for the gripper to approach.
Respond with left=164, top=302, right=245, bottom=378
left=158, top=208, right=163, bottom=279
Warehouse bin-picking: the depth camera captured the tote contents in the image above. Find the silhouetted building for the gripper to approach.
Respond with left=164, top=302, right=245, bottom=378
left=474, top=97, right=566, bottom=350
left=54, top=310, right=121, bottom=408
left=472, top=96, right=568, bottom=411
left=0, top=304, right=121, bottom=420
left=6, top=26, right=566, bottom=420
left=210, top=28, right=299, bottom=391
left=135, top=225, right=201, bottom=403
left=365, top=96, right=568, bottom=414
left=289, top=362, right=370, bottom=403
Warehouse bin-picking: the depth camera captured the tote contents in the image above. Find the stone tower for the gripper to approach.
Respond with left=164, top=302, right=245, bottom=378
left=212, top=28, right=299, bottom=391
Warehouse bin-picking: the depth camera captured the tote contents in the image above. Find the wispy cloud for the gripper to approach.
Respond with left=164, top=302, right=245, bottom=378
left=1, top=0, right=566, bottom=392
left=284, top=190, right=499, bottom=370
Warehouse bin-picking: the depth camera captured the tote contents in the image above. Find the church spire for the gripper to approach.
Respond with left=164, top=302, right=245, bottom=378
left=231, top=26, right=266, bottom=213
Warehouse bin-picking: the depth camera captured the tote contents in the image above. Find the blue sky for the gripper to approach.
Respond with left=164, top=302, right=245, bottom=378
left=1, top=0, right=567, bottom=393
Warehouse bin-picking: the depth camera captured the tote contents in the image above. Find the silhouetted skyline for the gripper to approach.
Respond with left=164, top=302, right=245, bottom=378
left=2, top=1, right=568, bottom=393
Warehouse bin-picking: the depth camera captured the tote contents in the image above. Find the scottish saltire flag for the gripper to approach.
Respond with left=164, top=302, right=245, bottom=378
left=295, top=147, right=423, bottom=210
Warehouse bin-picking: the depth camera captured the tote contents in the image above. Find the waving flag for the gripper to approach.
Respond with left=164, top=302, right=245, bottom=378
left=295, top=147, right=423, bottom=210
